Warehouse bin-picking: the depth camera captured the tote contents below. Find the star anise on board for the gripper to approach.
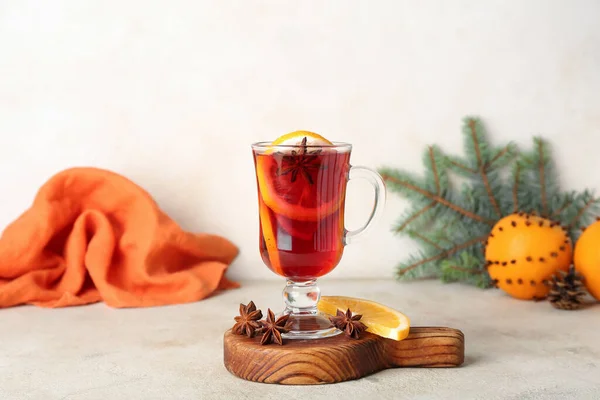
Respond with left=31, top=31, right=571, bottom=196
left=260, top=309, right=292, bottom=345
left=232, top=301, right=263, bottom=338
left=276, top=136, right=322, bottom=185
left=329, top=308, right=368, bottom=339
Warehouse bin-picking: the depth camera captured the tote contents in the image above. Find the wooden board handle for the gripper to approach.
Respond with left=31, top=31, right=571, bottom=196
left=385, top=327, right=465, bottom=368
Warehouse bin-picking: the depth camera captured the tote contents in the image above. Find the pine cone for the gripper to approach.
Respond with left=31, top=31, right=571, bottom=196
left=545, top=265, right=587, bottom=310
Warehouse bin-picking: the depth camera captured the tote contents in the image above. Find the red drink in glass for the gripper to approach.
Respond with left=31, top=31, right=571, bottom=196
left=254, top=144, right=350, bottom=281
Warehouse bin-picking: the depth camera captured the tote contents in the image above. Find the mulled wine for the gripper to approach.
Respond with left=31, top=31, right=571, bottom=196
left=254, top=142, right=350, bottom=280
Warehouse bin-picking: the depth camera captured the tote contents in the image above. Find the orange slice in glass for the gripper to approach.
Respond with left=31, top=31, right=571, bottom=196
left=272, top=130, right=333, bottom=146
left=255, top=130, right=344, bottom=221
left=258, top=200, right=283, bottom=275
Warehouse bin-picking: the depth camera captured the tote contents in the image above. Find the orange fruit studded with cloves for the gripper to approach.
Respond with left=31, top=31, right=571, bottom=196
left=485, top=213, right=573, bottom=300
left=574, top=219, right=600, bottom=300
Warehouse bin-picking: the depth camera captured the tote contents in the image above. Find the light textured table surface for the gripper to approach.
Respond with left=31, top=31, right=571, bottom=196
left=1, top=279, right=599, bottom=400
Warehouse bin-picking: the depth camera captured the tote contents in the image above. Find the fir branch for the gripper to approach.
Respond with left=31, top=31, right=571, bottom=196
left=429, top=146, right=441, bottom=194
left=568, top=196, right=597, bottom=229
left=397, top=235, right=488, bottom=277
left=512, top=161, right=521, bottom=213
left=395, top=201, right=436, bottom=232
left=440, top=249, right=491, bottom=287
left=448, top=158, right=476, bottom=174
left=517, top=137, right=560, bottom=217
left=488, top=144, right=514, bottom=169
left=551, top=191, right=600, bottom=241
left=410, top=231, right=444, bottom=250
left=382, top=174, right=495, bottom=225
left=537, top=139, right=548, bottom=216
left=550, top=200, right=573, bottom=218
left=468, top=119, right=502, bottom=217
left=443, top=265, right=486, bottom=274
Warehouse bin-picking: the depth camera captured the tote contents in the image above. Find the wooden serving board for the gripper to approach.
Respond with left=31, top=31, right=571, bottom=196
left=223, top=326, right=464, bottom=385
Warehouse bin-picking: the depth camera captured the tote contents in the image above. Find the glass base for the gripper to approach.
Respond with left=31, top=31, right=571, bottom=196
left=280, top=279, right=341, bottom=340
left=281, top=313, right=342, bottom=340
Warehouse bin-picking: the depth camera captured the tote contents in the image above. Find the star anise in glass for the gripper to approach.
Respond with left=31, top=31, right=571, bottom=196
left=276, top=136, right=322, bottom=185
left=259, top=309, right=292, bottom=345
left=329, top=308, right=368, bottom=339
left=232, top=301, right=263, bottom=338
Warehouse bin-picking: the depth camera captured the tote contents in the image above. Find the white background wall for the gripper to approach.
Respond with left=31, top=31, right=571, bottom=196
left=0, top=0, right=599, bottom=281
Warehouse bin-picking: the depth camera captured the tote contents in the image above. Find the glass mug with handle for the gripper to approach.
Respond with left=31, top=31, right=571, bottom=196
left=252, top=132, right=385, bottom=339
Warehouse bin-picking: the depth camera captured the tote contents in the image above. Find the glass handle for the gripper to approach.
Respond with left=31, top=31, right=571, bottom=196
left=344, top=165, right=386, bottom=245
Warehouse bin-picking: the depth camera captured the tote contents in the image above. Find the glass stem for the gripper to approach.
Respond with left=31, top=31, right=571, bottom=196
left=283, top=280, right=320, bottom=315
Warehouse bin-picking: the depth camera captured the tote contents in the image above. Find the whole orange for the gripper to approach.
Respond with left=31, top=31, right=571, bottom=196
left=573, top=219, right=600, bottom=300
left=485, top=213, right=572, bottom=300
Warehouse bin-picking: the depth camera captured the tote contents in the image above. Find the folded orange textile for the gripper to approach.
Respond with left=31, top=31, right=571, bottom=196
left=0, top=167, right=239, bottom=308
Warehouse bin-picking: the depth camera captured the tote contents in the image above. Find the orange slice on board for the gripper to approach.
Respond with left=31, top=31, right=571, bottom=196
left=317, top=296, right=411, bottom=341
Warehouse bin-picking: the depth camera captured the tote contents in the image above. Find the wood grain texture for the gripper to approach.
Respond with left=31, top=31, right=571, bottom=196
left=223, top=326, right=464, bottom=385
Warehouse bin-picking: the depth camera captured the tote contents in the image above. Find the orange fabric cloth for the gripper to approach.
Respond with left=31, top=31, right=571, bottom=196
left=0, top=167, right=239, bottom=308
